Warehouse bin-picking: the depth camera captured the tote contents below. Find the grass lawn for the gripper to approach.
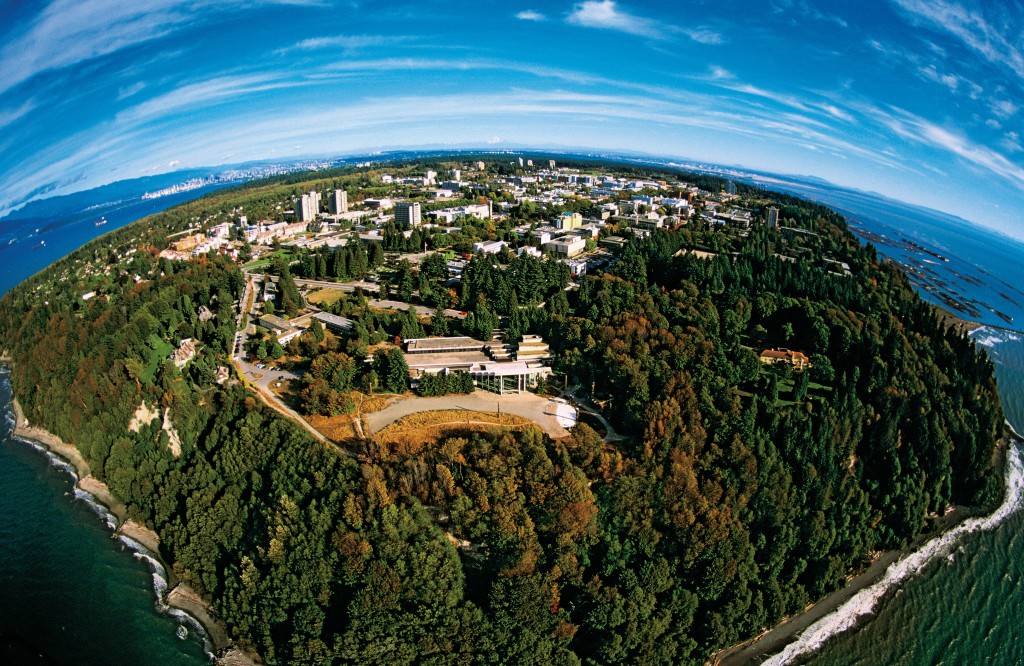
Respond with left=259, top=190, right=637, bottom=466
left=243, top=248, right=294, bottom=271
left=306, top=288, right=349, bottom=307
left=141, top=334, right=175, bottom=383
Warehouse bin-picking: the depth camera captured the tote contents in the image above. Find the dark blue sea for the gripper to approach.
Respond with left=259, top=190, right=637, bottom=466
left=1, top=171, right=1023, bottom=665
left=0, top=185, right=230, bottom=665
left=750, top=177, right=1024, bottom=665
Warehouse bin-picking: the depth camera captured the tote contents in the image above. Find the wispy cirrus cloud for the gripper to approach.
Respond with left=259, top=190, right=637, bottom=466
left=867, top=37, right=984, bottom=98
left=0, top=100, right=38, bottom=130
left=867, top=104, right=1024, bottom=188
left=516, top=10, right=546, bottom=21
left=275, top=34, right=400, bottom=55
left=115, top=73, right=311, bottom=125
left=771, top=0, right=849, bottom=29
left=890, top=0, right=1024, bottom=80
left=566, top=0, right=722, bottom=44
left=0, top=0, right=324, bottom=96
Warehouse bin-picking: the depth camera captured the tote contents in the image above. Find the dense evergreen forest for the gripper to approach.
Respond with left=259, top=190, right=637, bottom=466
left=0, top=160, right=1004, bottom=665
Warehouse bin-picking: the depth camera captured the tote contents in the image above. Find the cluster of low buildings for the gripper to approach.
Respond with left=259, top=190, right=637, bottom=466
left=403, top=333, right=553, bottom=394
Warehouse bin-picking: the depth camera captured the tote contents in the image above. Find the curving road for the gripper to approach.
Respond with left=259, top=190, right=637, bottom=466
left=366, top=391, right=576, bottom=439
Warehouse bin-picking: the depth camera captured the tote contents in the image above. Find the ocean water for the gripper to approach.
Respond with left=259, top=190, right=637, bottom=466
left=0, top=186, right=231, bottom=664
left=749, top=180, right=1024, bottom=665
left=0, top=376, right=210, bottom=665
left=1, top=167, right=1024, bottom=665
left=0, top=182, right=229, bottom=297
left=786, top=330, right=1024, bottom=666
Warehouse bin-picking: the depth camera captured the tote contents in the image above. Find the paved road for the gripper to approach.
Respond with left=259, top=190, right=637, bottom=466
left=366, top=298, right=466, bottom=320
left=562, top=385, right=627, bottom=442
left=295, top=277, right=380, bottom=293
left=366, top=391, right=575, bottom=439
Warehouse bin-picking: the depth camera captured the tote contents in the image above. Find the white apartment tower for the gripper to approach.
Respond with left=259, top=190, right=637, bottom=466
left=329, top=189, right=348, bottom=214
left=294, top=191, right=320, bottom=222
left=767, top=206, right=779, bottom=229
left=394, top=201, right=422, bottom=227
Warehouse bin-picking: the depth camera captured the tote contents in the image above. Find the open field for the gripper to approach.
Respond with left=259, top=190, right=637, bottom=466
left=141, top=334, right=174, bottom=383
left=306, top=287, right=349, bottom=307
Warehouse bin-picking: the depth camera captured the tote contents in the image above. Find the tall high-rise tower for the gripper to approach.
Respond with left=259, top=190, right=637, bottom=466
left=329, top=189, right=348, bottom=214
left=394, top=202, right=422, bottom=227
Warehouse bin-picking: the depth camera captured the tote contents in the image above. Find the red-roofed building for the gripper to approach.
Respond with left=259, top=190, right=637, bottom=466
left=759, top=349, right=811, bottom=371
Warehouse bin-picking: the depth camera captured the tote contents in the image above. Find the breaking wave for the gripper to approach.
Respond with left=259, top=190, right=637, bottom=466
left=6, top=409, right=213, bottom=661
left=972, top=326, right=1023, bottom=349
left=763, top=437, right=1024, bottom=665
left=118, top=535, right=214, bottom=658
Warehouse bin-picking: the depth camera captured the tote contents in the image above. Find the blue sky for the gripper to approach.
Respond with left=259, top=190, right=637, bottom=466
left=1, top=0, right=1023, bottom=239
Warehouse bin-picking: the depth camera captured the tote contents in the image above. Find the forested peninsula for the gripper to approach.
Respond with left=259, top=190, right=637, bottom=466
left=0, top=157, right=1005, bottom=664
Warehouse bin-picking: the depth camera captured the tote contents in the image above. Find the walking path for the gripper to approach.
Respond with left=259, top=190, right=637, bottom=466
left=366, top=391, right=577, bottom=439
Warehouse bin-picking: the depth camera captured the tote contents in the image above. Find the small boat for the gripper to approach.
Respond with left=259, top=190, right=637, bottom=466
left=31, top=240, right=45, bottom=250
left=95, top=217, right=107, bottom=227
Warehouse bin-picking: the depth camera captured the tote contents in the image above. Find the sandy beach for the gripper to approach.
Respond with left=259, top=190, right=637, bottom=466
left=713, top=430, right=1014, bottom=666
left=714, top=549, right=904, bottom=665
left=8, top=395, right=256, bottom=664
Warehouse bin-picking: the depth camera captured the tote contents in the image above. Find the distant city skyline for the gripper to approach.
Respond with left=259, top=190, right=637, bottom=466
left=1, top=1, right=1023, bottom=240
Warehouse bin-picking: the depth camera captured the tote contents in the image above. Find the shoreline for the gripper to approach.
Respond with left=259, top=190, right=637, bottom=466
left=6, top=393, right=256, bottom=665
left=713, top=428, right=1018, bottom=666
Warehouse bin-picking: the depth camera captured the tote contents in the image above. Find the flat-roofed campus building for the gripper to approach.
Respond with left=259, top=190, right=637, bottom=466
left=406, top=337, right=486, bottom=354
left=403, top=335, right=554, bottom=394
left=470, top=361, right=551, bottom=394
left=544, top=236, right=586, bottom=258
left=312, top=312, right=354, bottom=334
left=259, top=314, right=302, bottom=345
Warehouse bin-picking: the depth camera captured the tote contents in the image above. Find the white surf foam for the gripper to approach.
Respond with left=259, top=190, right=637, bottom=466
left=8, top=421, right=214, bottom=660
left=118, top=534, right=215, bottom=659
left=972, top=326, right=1023, bottom=349
left=72, top=485, right=119, bottom=530
left=763, top=440, right=1024, bottom=665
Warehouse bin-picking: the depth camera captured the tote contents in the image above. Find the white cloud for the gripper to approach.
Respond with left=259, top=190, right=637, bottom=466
left=117, top=81, right=147, bottom=101
left=277, top=34, right=394, bottom=55
left=917, top=65, right=960, bottom=92
left=485, top=136, right=504, bottom=143
left=707, top=66, right=733, bottom=80
left=566, top=0, right=723, bottom=44
left=991, top=98, right=1018, bottom=119
left=0, top=0, right=318, bottom=96
left=1002, top=131, right=1022, bottom=153
left=567, top=0, right=655, bottom=37
left=516, top=10, right=545, bottom=21
left=890, top=0, right=1024, bottom=80
left=683, top=28, right=724, bottom=45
